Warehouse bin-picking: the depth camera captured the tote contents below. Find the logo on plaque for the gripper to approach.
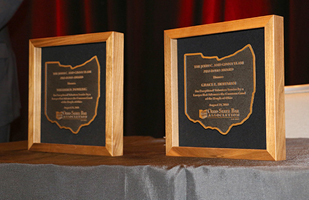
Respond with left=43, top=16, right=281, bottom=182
left=184, top=44, right=256, bottom=135
left=45, top=56, right=100, bottom=134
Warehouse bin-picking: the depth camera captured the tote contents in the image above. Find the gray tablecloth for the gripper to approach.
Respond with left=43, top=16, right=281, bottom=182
left=0, top=137, right=308, bottom=200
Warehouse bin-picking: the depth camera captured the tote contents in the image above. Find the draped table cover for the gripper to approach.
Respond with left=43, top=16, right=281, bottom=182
left=0, top=136, right=308, bottom=199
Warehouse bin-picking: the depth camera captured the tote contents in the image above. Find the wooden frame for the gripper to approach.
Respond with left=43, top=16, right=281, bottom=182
left=164, top=15, right=285, bottom=160
left=29, top=32, right=123, bottom=156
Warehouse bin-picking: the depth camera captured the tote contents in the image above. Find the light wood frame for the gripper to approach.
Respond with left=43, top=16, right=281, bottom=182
left=29, top=32, right=124, bottom=156
left=164, top=15, right=285, bottom=160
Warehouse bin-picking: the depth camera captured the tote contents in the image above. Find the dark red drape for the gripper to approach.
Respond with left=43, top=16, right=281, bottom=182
left=7, top=0, right=309, bottom=140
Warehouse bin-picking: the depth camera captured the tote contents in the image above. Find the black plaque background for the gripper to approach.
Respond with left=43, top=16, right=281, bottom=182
left=178, top=28, right=266, bottom=149
left=41, top=42, right=106, bottom=146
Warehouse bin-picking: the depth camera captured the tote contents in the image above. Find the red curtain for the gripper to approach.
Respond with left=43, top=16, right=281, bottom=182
left=7, top=0, right=309, bottom=140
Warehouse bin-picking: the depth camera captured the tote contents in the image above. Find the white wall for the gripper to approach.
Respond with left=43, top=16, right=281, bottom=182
left=285, top=84, right=309, bottom=138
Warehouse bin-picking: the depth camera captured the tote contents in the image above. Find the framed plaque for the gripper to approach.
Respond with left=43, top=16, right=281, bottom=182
left=164, top=15, right=285, bottom=160
left=29, top=32, right=124, bottom=156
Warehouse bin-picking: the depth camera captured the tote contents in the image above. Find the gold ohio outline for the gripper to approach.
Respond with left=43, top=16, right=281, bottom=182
left=184, top=44, right=256, bottom=135
left=44, top=55, right=101, bottom=134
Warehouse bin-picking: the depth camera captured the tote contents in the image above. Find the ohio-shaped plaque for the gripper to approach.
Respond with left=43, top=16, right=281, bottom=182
left=45, top=56, right=100, bottom=134
left=184, top=44, right=255, bottom=135
left=29, top=32, right=124, bottom=156
left=164, top=15, right=286, bottom=160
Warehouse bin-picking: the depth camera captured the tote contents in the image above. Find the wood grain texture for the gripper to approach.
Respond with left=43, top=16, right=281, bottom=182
left=29, top=32, right=113, bottom=48
left=167, top=147, right=275, bottom=160
left=264, top=16, right=285, bottom=160
left=28, top=32, right=124, bottom=156
left=164, top=33, right=179, bottom=153
left=28, top=41, right=42, bottom=149
left=276, top=19, right=286, bottom=160
left=164, top=15, right=286, bottom=161
left=29, top=143, right=111, bottom=156
left=165, top=15, right=274, bottom=39
left=273, top=16, right=286, bottom=160
left=0, top=141, right=28, bottom=151
left=1, top=137, right=305, bottom=167
left=105, top=32, right=124, bottom=156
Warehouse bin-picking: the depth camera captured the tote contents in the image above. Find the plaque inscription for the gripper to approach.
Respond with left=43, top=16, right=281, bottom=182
left=45, top=56, right=100, bottom=134
left=184, top=44, right=256, bottom=135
